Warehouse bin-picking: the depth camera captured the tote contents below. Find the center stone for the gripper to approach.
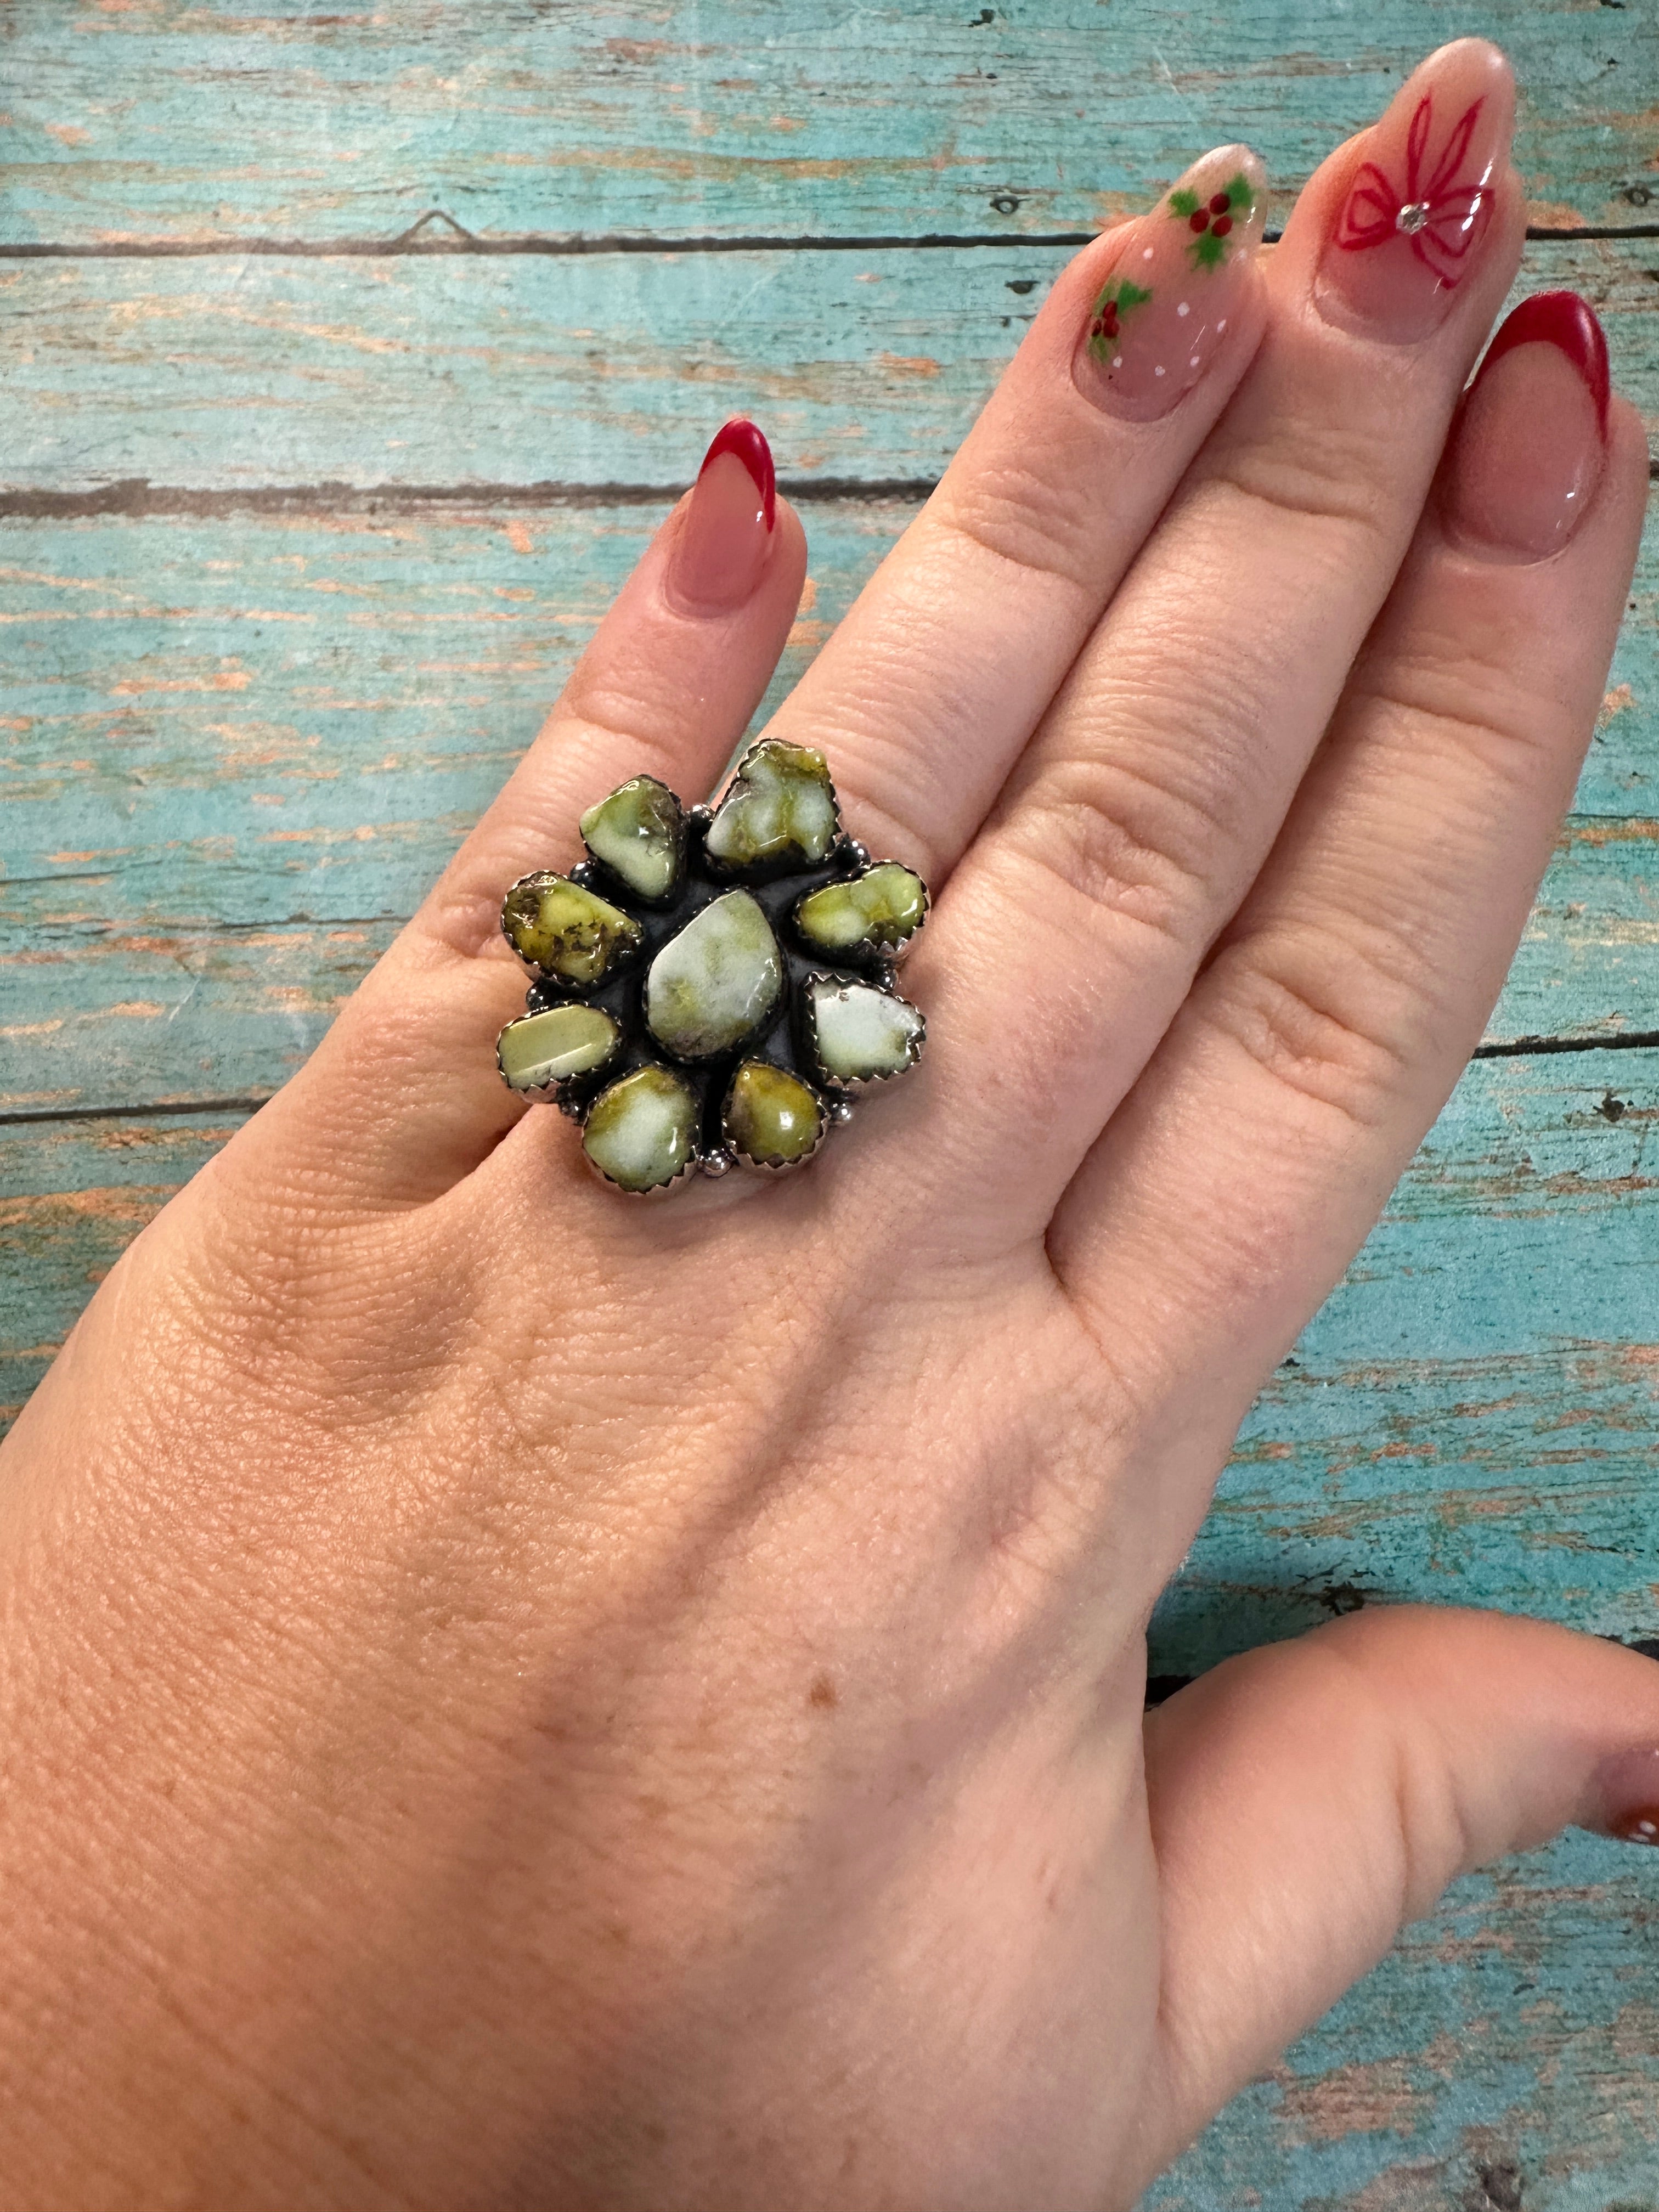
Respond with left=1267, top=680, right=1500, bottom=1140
left=645, top=889, right=782, bottom=1060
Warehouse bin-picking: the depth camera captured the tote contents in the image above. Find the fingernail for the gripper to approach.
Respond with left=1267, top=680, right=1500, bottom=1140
left=1315, top=39, right=1514, bottom=343
left=1596, top=1746, right=1659, bottom=1845
left=667, top=419, right=776, bottom=613
left=1443, top=292, right=1610, bottom=559
left=1073, top=145, right=1266, bottom=420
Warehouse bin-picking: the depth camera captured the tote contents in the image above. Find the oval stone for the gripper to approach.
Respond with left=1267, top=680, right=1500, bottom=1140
left=806, top=979, right=924, bottom=1086
left=497, top=1004, right=620, bottom=1093
left=794, top=863, right=928, bottom=956
left=580, top=774, right=685, bottom=902
left=501, top=872, right=642, bottom=986
left=583, top=1065, right=698, bottom=1193
left=724, top=1060, right=823, bottom=1169
left=704, top=739, right=840, bottom=871
left=645, top=890, right=782, bottom=1061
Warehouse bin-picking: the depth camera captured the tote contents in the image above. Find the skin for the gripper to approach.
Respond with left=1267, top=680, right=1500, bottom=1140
left=2, top=41, right=1657, bottom=2211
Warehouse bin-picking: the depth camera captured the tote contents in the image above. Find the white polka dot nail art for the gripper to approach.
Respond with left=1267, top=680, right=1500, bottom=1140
left=1075, top=143, right=1267, bottom=418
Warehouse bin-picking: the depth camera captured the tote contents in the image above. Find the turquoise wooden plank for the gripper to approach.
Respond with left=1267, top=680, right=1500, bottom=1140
left=1149, top=1826, right=1658, bottom=2210
left=3, top=508, right=1659, bottom=1110
left=1, top=505, right=1654, bottom=1101
left=10, top=1057, right=1658, bottom=1628
left=1149, top=1046, right=1659, bottom=1677
left=0, top=1113, right=239, bottom=1425
left=2, top=0, right=1653, bottom=244
left=8, top=7, right=1659, bottom=2200
left=4, top=1069, right=1656, bottom=2203
left=3, top=238, right=1655, bottom=496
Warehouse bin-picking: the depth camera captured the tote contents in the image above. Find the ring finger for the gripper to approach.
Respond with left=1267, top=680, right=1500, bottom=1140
left=905, top=40, right=1522, bottom=1233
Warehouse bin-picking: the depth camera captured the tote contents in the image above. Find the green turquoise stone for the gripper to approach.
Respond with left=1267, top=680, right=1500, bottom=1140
left=580, top=774, right=685, bottom=902
left=645, top=889, right=782, bottom=1060
left=497, top=1003, right=620, bottom=1093
left=794, top=863, right=928, bottom=956
left=724, top=1060, right=823, bottom=1167
left=501, top=872, right=643, bottom=986
left=806, top=978, right=924, bottom=1086
left=582, top=1064, right=698, bottom=1192
left=704, top=740, right=840, bottom=871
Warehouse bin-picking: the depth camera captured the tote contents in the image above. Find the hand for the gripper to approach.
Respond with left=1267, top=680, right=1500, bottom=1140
left=3, top=39, right=1655, bottom=2211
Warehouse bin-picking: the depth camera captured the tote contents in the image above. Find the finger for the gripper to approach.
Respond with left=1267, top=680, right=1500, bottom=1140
left=244, top=421, right=808, bottom=1209
left=754, top=145, right=1271, bottom=880
left=911, top=42, right=1525, bottom=1229
left=1051, top=302, right=1648, bottom=1506
left=1130, top=1606, right=1659, bottom=2185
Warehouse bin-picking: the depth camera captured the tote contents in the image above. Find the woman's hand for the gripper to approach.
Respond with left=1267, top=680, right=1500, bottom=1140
left=2, top=39, right=1654, bottom=2211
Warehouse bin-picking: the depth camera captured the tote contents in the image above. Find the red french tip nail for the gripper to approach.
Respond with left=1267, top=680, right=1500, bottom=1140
left=1613, top=1806, right=1659, bottom=1846
left=1477, top=290, right=1611, bottom=437
left=699, top=417, right=776, bottom=532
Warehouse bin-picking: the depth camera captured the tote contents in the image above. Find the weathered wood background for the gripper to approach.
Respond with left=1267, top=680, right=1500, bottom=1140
left=2, top=2, right=1657, bottom=2202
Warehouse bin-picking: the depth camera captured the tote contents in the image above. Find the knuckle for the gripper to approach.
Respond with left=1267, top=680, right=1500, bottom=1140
left=928, top=459, right=1108, bottom=601
left=1002, top=752, right=1224, bottom=956
left=1203, top=926, right=1418, bottom=1131
left=1351, top=653, right=1573, bottom=788
left=1199, top=416, right=1401, bottom=546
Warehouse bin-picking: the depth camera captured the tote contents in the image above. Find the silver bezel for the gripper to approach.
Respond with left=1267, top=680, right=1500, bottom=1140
left=719, top=1059, right=831, bottom=1176
left=702, top=738, right=845, bottom=878
left=577, top=1066, right=703, bottom=1200
left=792, top=857, right=931, bottom=965
left=499, top=867, right=645, bottom=986
left=495, top=1010, right=622, bottom=1104
left=798, top=971, right=927, bottom=1093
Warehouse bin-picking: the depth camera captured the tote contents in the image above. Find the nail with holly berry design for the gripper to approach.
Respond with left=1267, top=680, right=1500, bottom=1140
left=1316, top=38, right=1515, bottom=345
left=1074, top=146, right=1267, bottom=421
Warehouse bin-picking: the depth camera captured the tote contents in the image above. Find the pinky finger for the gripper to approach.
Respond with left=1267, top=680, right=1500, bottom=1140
left=239, top=423, right=808, bottom=1211
left=1050, top=296, right=1649, bottom=1519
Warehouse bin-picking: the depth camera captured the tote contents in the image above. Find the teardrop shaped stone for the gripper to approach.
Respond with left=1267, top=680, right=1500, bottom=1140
left=580, top=774, right=685, bottom=902
left=806, top=978, right=924, bottom=1086
left=583, top=1065, right=698, bottom=1193
left=704, top=740, right=840, bottom=871
left=724, top=1060, right=823, bottom=1168
left=501, top=872, right=643, bottom=986
left=497, top=1003, right=620, bottom=1093
left=645, top=889, right=782, bottom=1060
left=794, top=863, right=928, bottom=956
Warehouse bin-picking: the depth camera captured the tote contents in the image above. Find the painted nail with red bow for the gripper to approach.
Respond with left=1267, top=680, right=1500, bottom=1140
left=1315, top=40, right=1515, bottom=343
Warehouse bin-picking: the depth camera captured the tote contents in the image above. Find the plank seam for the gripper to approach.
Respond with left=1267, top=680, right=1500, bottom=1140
left=0, top=221, right=1654, bottom=260
left=0, top=1097, right=271, bottom=1127
left=5, top=465, right=1654, bottom=519
left=1472, top=1029, right=1659, bottom=1060
left=0, top=479, right=944, bottom=517
left=7, top=1032, right=1659, bottom=1128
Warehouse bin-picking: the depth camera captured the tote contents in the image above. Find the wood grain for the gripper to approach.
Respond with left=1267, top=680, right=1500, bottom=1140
left=4, top=508, right=1657, bottom=1113
left=2, top=0, right=1654, bottom=243
left=4, top=239, right=1658, bottom=499
left=3, top=2, right=1657, bottom=2202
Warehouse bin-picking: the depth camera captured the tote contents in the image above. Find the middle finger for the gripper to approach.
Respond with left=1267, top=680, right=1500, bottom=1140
left=909, top=39, right=1521, bottom=1234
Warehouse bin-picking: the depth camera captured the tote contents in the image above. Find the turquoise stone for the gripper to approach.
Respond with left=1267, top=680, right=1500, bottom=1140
left=497, top=1004, right=620, bottom=1093
left=794, top=863, right=928, bottom=956
left=645, top=889, right=782, bottom=1060
left=724, top=1059, right=823, bottom=1167
left=704, top=739, right=840, bottom=870
left=500, top=872, right=643, bottom=986
left=580, top=774, right=685, bottom=902
left=582, top=1065, right=698, bottom=1192
left=806, top=978, right=924, bottom=1085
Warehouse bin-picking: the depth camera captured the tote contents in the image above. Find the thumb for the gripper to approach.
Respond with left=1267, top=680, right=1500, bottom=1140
left=1133, top=1605, right=1659, bottom=2178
